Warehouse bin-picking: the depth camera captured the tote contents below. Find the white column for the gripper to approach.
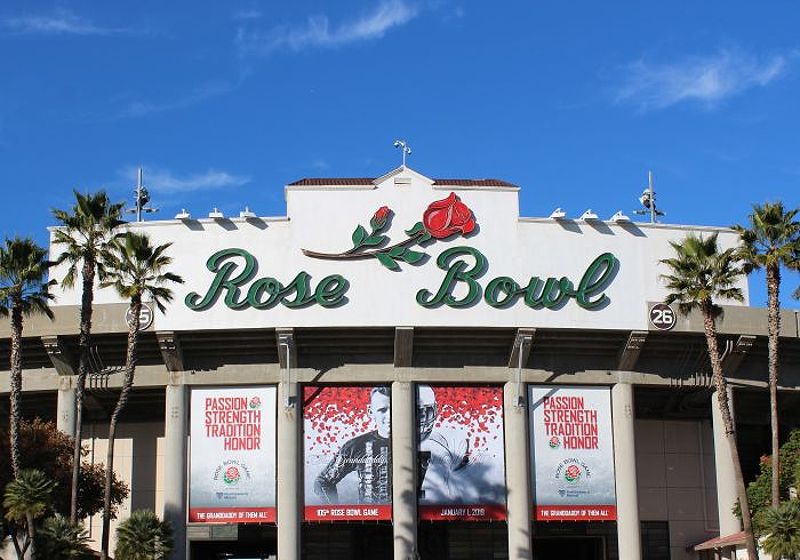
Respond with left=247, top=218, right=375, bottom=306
left=612, top=382, right=641, bottom=560
left=712, top=387, right=741, bottom=536
left=277, top=382, right=301, bottom=560
left=57, top=376, right=76, bottom=437
left=164, top=382, right=187, bottom=560
left=504, top=382, right=532, bottom=559
left=392, top=381, right=417, bottom=560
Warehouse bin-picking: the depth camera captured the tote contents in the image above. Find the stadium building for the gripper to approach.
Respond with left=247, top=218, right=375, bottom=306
left=2, top=165, right=800, bottom=560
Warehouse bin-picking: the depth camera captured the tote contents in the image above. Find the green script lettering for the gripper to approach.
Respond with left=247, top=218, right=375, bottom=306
left=416, top=247, right=487, bottom=308
left=185, top=248, right=349, bottom=311
left=186, top=247, right=618, bottom=312
left=419, top=247, right=618, bottom=310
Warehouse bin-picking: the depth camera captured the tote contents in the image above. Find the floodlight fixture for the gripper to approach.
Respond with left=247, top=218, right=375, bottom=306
left=580, top=209, right=599, bottom=222
left=611, top=211, right=631, bottom=223
left=549, top=208, right=566, bottom=220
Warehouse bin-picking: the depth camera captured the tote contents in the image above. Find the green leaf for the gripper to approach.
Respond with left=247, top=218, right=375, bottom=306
left=388, top=247, right=406, bottom=258
left=418, top=231, right=433, bottom=244
left=362, top=234, right=387, bottom=247
left=400, top=249, right=425, bottom=264
left=405, top=221, right=425, bottom=236
left=351, top=225, right=367, bottom=248
left=375, top=253, right=400, bottom=270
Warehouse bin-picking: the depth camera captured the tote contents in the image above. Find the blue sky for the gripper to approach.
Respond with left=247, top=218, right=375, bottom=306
left=1, top=1, right=798, bottom=308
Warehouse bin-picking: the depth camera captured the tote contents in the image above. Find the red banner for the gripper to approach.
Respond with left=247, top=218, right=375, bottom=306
left=189, top=507, right=276, bottom=523
left=420, top=504, right=506, bottom=521
left=535, top=505, right=617, bottom=521
left=304, top=504, right=392, bottom=521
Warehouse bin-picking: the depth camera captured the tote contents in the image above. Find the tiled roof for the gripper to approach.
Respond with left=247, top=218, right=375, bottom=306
left=692, top=531, right=747, bottom=551
left=433, top=178, right=518, bottom=188
left=288, top=178, right=376, bottom=186
left=288, top=177, right=518, bottom=188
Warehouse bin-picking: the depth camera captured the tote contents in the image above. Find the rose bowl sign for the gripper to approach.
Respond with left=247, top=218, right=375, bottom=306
left=184, top=193, right=619, bottom=313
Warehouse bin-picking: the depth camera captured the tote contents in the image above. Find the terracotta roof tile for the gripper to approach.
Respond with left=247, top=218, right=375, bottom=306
left=287, top=178, right=375, bottom=186
left=432, top=178, right=518, bottom=188
left=692, top=531, right=747, bottom=551
left=288, top=177, right=518, bottom=188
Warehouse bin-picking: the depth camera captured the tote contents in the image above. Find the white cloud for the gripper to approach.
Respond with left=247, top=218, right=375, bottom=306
left=236, top=0, right=418, bottom=56
left=233, top=9, right=262, bottom=21
left=120, top=166, right=250, bottom=194
left=616, top=48, right=789, bottom=111
left=118, top=81, right=236, bottom=119
left=1, top=9, right=127, bottom=36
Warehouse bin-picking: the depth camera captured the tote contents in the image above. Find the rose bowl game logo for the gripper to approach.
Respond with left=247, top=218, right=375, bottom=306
left=213, top=459, right=251, bottom=488
left=303, top=192, right=476, bottom=270
left=564, top=464, right=582, bottom=484
left=248, top=396, right=262, bottom=409
left=223, top=466, right=241, bottom=485
left=548, top=436, right=560, bottom=449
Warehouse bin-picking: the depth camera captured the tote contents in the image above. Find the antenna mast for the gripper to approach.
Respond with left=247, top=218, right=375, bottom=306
left=127, top=167, right=159, bottom=222
left=634, top=170, right=665, bottom=223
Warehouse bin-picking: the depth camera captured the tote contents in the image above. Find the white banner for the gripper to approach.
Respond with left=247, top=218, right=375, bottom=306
left=529, top=386, right=616, bottom=521
left=189, top=386, right=277, bottom=523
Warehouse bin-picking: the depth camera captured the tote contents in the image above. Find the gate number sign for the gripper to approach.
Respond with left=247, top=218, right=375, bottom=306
left=649, top=303, right=676, bottom=331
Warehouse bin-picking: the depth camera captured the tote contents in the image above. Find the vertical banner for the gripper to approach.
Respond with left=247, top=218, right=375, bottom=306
left=417, top=385, right=506, bottom=521
left=303, top=386, right=392, bottom=521
left=189, top=386, right=277, bottom=523
left=529, top=385, right=616, bottom=521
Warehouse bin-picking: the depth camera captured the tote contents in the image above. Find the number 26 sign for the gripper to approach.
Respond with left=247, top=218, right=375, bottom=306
left=649, top=303, right=676, bottom=331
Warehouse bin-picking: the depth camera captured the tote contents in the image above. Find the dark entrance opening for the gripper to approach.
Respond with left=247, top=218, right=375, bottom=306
left=189, top=525, right=277, bottom=560
left=418, top=522, right=509, bottom=559
left=533, top=536, right=604, bottom=560
left=302, top=523, right=392, bottom=560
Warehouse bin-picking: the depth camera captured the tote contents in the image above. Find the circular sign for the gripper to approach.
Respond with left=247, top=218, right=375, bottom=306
left=126, top=304, right=154, bottom=330
left=649, top=303, right=676, bottom=331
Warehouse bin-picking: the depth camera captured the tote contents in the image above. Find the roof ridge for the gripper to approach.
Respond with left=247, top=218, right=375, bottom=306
left=288, top=177, right=518, bottom=188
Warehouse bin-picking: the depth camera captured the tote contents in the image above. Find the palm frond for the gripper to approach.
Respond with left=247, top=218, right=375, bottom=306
left=734, top=201, right=800, bottom=272
left=51, top=190, right=125, bottom=288
left=101, top=232, right=183, bottom=312
left=659, top=233, right=744, bottom=315
left=0, top=236, right=54, bottom=320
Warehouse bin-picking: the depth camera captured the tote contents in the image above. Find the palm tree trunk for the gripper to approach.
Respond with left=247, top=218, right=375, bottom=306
left=71, top=259, right=95, bottom=523
left=702, top=301, right=759, bottom=559
left=100, top=298, right=141, bottom=560
left=767, top=263, right=781, bottom=508
left=25, top=511, right=35, bottom=560
left=9, top=302, right=23, bottom=478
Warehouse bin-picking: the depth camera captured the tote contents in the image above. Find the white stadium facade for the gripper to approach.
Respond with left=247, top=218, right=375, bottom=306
left=2, top=165, right=799, bottom=560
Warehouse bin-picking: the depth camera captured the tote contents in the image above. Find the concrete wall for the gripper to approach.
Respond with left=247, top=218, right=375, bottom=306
left=635, top=419, right=719, bottom=560
left=81, top=421, right=165, bottom=555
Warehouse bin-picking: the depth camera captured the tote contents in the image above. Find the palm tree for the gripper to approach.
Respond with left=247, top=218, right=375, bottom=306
left=3, top=468, right=57, bottom=559
left=661, top=233, right=759, bottom=559
left=762, top=501, right=800, bottom=560
left=36, top=514, right=93, bottom=560
left=98, top=232, right=183, bottom=560
left=0, top=237, right=54, bottom=478
left=52, top=190, right=124, bottom=522
left=734, top=202, right=800, bottom=509
left=114, top=510, right=174, bottom=560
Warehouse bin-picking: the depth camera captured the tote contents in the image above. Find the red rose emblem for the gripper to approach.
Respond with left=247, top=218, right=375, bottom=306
left=370, top=206, right=391, bottom=230
left=422, top=192, right=476, bottom=239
